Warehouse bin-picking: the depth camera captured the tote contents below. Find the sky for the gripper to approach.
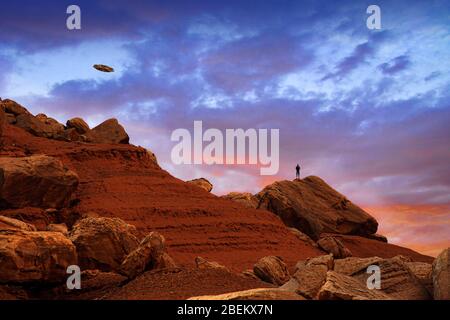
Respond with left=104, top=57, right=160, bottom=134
left=0, top=0, right=449, bottom=256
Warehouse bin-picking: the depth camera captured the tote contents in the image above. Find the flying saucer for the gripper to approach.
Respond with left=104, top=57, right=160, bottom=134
left=93, top=64, right=114, bottom=72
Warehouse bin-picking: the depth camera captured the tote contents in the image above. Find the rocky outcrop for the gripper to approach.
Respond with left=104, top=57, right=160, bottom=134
left=221, top=192, right=259, bottom=208
left=318, top=271, right=391, bottom=300
left=85, top=119, right=129, bottom=144
left=69, top=217, right=139, bottom=272
left=406, top=262, right=433, bottom=295
left=15, top=113, right=65, bottom=139
left=432, top=248, right=449, bottom=300
left=0, top=99, right=31, bottom=117
left=195, top=256, right=229, bottom=272
left=317, top=236, right=352, bottom=258
left=340, top=256, right=431, bottom=300
left=0, top=216, right=37, bottom=231
left=256, top=177, right=378, bottom=240
left=253, top=256, right=290, bottom=285
left=188, top=288, right=306, bottom=300
left=120, top=232, right=174, bottom=279
left=0, top=155, right=79, bottom=209
left=66, top=117, right=89, bottom=134
left=0, top=229, right=77, bottom=283
left=187, top=178, right=213, bottom=192
left=35, top=113, right=65, bottom=132
left=1, top=99, right=130, bottom=145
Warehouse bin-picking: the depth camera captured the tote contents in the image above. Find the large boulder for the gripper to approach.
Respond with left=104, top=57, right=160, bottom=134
left=66, top=117, right=90, bottom=134
left=0, top=155, right=79, bottom=209
left=69, top=217, right=139, bottom=272
left=187, top=178, right=213, bottom=192
left=221, top=192, right=259, bottom=208
left=120, top=232, right=174, bottom=279
left=85, top=118, right=129, bottom=144
left=318, top=271, right=391, bottom=300
left=283, top=255, right=333, bottom=299
left=317, top=236, right=352, bottom=258
left=253, top=256, right=290, bottom=286
left=256, top=177, right=378, bottom=240
left=0, top=229, right=77, bottom=283
left=432, top=248, right=449, bottom=300
left=334, top=256, right=431, bottom=300
left=188, top=288, right=306, bottom=300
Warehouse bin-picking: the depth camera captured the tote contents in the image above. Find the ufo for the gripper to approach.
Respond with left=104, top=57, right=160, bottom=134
left=93, top=64, right=114, bottom=72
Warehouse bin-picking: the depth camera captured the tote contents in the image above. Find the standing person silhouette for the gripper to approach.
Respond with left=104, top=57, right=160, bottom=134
left=296, top=164, right=301, bottom=179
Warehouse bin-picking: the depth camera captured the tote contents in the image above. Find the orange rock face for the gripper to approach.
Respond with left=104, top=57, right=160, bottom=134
left=0, top=155, right=79, bottom=209
left=0, top=229, right=77, bottom=283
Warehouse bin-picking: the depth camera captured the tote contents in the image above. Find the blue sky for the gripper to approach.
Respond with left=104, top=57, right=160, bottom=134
left=0, top=0, right=449, bottom=255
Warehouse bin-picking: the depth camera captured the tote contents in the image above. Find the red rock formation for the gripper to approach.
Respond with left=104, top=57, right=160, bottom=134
left=1, top=108, right=434, bottom=269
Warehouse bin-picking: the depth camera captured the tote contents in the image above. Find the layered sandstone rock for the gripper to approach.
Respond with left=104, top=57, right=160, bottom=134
left=318, top=271, right=391, bottom=300
left=253, top=256, right=290, bottom=285
left=432, top=248, right=449, bottom=300
left=334, top=256, right=431, bottom=300
left=0, top=155, right=79, bottom=209
left=256, top=177, right=378, bottom=240
left=187, top=178, right=213, bottom=192
left=69, top=217, right=139, bottom=272
left=0, top=216, right=37, bottom=231
left=0, top=229, right=77, bottom=283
